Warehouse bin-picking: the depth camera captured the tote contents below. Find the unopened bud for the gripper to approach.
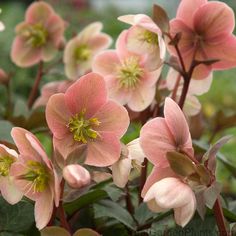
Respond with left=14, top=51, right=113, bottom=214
left=63, top=164, right=90, bottom=189
left=0, top=69, right=9, bottom=84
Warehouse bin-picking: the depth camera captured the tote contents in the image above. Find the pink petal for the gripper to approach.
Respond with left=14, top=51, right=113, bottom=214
left=88, top=33, right=112, bottom=52
left=11, top=37, right=41, bottom=67
left=86, top=132, right=121, bottom=167
left=11, top=127, right=48, bottom=164
left=53, top=136, right=79, bottom=160
left=42, top=42, right=57, bottom=62
left=128, top=85, right=156, bottom=112
left=0, top=177, right=23, bottom=204
left=46, top=93, right=71, bottom=139
left=151, top=177, right=194, bottom=209
left=164, top=98, right=193, bottom=156
left=79, top=22, right=103, bottom=41
left=140, top=117, right=175, bottom=167
left=65, top=73, right=107, bottom=117
left=142, top=166, right=176, bottom=198
left=205, top=35, right=236, bottom=70
left=25, top=1, right=54, bottom=25
left=34, top=188, right=54, bottom=230
left=169, top=19, right=195, bottom=57
left=183, top=95, right=201, bottom=117
left=105, top=75, right=131, bottom=105
left=93, top=100, right=129, bottom=138
left=127, top=138, right=145, bottom=163
left=174, top=191, right=196, bottom=227
left=176, top=0, right=207, bottom=28
left=92, top=50, right=120, bottom=76
left=193, top=2, right=235, bottom=39
left=112, top=158, right=132, bottom=188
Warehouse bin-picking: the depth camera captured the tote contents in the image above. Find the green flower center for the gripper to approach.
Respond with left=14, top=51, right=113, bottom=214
left=68, top=109, right=100, bottom=144
left=21, top=23, right=48, bottom=48
left=0, top=156, right=15, bottom=177
left=22, top=161, right=50, bottom=193
left=117, top=57, right=143, bottom=89
left=142, top=30, right=159, bottom=45
left=74, top=44, right=91, bottom=62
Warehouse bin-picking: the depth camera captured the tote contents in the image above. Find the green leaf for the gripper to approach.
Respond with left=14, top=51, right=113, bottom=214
left=64, top=189, right=108, bottom=215
left=134, top=203, right=155, bottom=225
left=0, top=120, right=14, bottom=143
left=0, top=198, right=35, bottom=233
left=94, top=200, right=136, bottom=230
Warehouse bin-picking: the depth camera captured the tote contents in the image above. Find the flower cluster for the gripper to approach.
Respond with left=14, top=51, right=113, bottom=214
left=0, top=0, right=235, bottom=235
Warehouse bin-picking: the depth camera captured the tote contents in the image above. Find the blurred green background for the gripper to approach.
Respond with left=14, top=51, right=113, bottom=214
left=0, top=0, right=236, bottom=195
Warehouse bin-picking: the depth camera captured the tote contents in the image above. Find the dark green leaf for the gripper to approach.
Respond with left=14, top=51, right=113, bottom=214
left=64, top=189, right=108, bottom=215
left=94, top=200, right=136, bottom=230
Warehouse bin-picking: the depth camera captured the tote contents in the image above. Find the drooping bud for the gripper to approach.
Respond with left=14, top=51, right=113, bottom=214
left=63, top=164, right=90, bottom=189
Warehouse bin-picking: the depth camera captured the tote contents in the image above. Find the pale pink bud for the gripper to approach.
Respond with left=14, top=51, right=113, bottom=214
left=63, top=164, right=90, bottom=189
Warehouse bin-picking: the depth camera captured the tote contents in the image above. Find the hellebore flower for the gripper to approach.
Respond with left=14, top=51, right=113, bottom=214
left=63, top=164, right=90, bottom=189
left=46, top=72, right=130, bottom=167
left=11, top=1, right=65, bottom=67
left=112, top=139, right=145, bottom=188
left=142, top=166, right=196, bottom=227
left=33, top=80, right=73, bottom=108
left=118, top=14, right=166, bottom=71
left=64, top=22, right=112, bottom=79
left=169, top=0, right=236, bottom=79
left=93, top=30, right=162, bottom=112
left=10, top=127, right=60, bottom=230
left=165, top=68, right=213, bottom=116
left=0, top=144, right=23, bottom=204
left=140, top=97, right=193, bottom=168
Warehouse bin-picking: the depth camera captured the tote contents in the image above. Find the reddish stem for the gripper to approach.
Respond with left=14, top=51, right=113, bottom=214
left=58, top=179, right=71, bottom=233
left=125, top=185, right=134, bottom=214
left=27, top=61, right=44, bottom=108
left=213, top=198, right=229, bottom=236
left=139, top=158, right=148, bottom=204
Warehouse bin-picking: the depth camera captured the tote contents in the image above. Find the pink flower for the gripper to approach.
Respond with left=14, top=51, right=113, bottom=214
left=140, top=97, right=193, bottom=168
left=112, top=138, right=145, bottom=188
left=165, top=68, right=213, bottom=116
left=46, top=72, right=130, bottom=167
left=11, top=1, right=65, bottom=67
left=92, top=30, right=162, bottom=112
left=10, top=127, right=60, bottom=230
left=118, top=14, right=166, bottom=71
left=0, top=144, right=23, bottom=204
left=63, top=164, right=90, bottom=189
left=142, top=167, right=196, bottom=227
left=169, top=0, right=236, bottom=79
left=64, top=22, right=112, bottom=79
left=33, top=80, right=73, bottom=108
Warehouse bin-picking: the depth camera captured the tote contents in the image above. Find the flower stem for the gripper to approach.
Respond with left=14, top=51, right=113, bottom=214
left=213, top=198, right=229, bottom=236
left=27, top=61, right=44, bottom=109
left=139, top=158, right=148, bottom=204
left=58, top=179, right=71, bottom=233
left=125, top=185, right=134, bottom=214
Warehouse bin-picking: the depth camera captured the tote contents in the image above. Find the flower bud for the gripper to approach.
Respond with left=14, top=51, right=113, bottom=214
left=63, top=164, right=90, bottom=189
left=0, top=69, right=9, bottom=85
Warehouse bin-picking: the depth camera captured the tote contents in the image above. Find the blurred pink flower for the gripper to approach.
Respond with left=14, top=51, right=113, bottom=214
left=142, top=167, right=196, bottom=227
left=63, top=164, right=90, bottom=189
left=33, top=80, right=73, bottom=108
left=140, top=97, right=193, bottom=167
left=64, top=22, right=112, bottom=79
left=0, top=144, right=23, bottom=204
left=93, top=30, right=162, bottom=112
left=165, top=68, right=213, bottom=116
left=46, top=72, right=130, bottom=167
left=169, top=0, right=236, bottom=79
left=118, top=14, right=166, bottom=71
left=10, top=127, right=60, bottom=230
left=112, top=138, right=145, bottom=188
left=11, top=1, right=65, bottom=67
